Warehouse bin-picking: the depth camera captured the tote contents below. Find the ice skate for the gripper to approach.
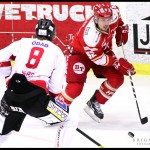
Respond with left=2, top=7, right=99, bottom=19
left=84, top=90, right=104, bottom=123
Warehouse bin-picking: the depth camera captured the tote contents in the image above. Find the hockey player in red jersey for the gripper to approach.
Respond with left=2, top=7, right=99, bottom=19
left=56, top=3, right=136, bottom=123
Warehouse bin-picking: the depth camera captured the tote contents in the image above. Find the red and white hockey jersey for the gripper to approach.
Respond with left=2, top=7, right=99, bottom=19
left=0, top=38, right=66, bottom=95
left=69, top=5, right=124, bottom=66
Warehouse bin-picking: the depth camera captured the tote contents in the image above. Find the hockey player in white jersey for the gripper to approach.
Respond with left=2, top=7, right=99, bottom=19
left=0, top=19, right=78, bottom=147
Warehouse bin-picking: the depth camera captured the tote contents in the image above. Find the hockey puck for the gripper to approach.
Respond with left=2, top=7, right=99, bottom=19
left=128, top=132, right=134, bottom=138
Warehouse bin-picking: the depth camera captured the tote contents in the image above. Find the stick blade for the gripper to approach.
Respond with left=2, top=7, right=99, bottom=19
left=141, top=117, right=148, bottom=124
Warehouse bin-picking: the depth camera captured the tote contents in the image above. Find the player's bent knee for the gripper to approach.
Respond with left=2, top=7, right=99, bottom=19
left=65, top=82, right=84, bottom=98
left=109, top=75, right=124, bottom=88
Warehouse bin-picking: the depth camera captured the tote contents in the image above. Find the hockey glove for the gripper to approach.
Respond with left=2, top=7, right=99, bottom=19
left=104, top=50, right=117, bottom=60
left=47, top=95, right=69, bottom=122
left=115, top=25, right=129, bottom=47
left=113, top=58, right=136, bottom=76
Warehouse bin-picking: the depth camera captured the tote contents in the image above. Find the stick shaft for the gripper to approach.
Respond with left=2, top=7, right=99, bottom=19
left=121, top=45, right=143, bottom=122
left=128, top=73, right=142, bottom=120
left=76, top=128, right=103, bottom=148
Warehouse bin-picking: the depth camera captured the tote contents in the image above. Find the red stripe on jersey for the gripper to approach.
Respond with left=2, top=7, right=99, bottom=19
left=0, top=61, right=11, bottom=67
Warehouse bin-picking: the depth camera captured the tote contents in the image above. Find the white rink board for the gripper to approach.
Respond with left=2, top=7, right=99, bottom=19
left=112, top=2, right=150, bottom=64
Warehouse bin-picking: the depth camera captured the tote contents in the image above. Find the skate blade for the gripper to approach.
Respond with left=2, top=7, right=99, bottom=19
left=84, top=105, right=101, bottom=123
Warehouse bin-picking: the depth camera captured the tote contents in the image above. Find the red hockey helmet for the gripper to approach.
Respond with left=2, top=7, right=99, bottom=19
left=93, top=4, right=112, bottom=18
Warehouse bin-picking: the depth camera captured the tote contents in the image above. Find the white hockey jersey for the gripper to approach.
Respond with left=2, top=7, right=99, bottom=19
left=0, top=38, right=66, bottom=95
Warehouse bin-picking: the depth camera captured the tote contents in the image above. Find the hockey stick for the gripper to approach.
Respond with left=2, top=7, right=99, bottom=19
left=76, top=128, right=104, bottom=148
left=121, top=44, right=148, bottom=125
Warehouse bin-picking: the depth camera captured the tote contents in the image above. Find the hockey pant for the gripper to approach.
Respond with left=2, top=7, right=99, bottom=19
left=0, top=73, right=60, bottom=135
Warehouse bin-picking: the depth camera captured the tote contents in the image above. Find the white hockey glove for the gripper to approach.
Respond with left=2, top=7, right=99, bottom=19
left=47, top=95, right=69, bottom=122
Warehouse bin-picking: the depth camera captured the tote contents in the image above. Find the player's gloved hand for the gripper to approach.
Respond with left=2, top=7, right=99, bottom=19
left=115, top=25, right=129, bottom=47
left=104, top=50, right=117, bottom=60
left=113, top=58, right=136, bottom=76
left=47, top=94, right=69, bottom=122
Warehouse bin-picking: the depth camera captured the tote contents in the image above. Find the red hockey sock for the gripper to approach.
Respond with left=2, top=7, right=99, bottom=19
left=95, top=81, right=117, bottom=104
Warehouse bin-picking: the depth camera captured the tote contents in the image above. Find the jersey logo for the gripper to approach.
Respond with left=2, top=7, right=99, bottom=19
left=73, top=62, right=85, bottom=74
left=84, top=27, right=90, bottom=35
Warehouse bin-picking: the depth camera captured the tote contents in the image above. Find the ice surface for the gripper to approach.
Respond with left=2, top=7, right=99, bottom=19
left=0, top=72, right=150, bottom=148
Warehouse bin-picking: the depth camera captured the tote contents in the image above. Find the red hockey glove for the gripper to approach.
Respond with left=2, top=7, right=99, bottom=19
left=113, top=58, right=136, bottom=76
left=115, top=25, right=129, bottom=47
left=104, top=50, right=117, bottom=60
